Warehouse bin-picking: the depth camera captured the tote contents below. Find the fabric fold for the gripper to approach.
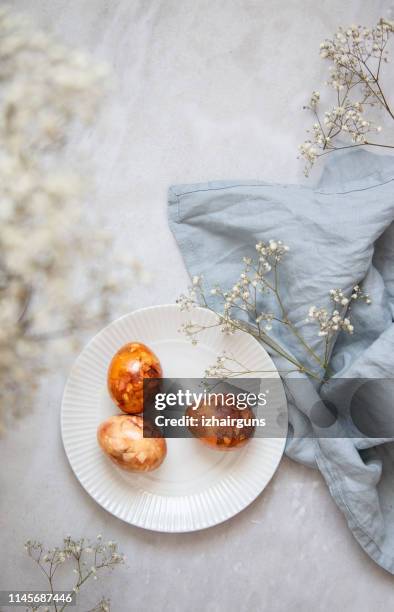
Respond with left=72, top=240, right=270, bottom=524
left=168, top=149, right=394, bottom=573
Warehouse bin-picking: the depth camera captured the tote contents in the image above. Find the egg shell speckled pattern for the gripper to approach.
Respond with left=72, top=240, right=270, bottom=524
left=97, top=414, right=167, bottom=472
left=107, top=342, right=162, bottom=414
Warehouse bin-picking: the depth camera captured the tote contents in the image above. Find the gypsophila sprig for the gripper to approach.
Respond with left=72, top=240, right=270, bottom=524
left=177, top=241, right=371, bottom=381
left=307, top=284, right=371, bottom=366
left=24, top=535, right=124, bottom=612
left=300, top=18, right=394, bottom=174
left=204, top=351, right=301, bottom=379
left=86, top=598, right=111, bottom=612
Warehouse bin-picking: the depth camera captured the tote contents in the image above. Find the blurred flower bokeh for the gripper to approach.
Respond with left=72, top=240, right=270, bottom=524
left=0, top=7, right=139, bottom=430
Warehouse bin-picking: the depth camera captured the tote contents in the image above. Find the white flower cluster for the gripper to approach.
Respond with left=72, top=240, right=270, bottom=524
left=307, top=306, right=354, bottom=336
left=0, top=8, right=139, bottom=429
left=177, top=240, right=289, bottom=345
left=25, top=535, right=124, bottom=612
left=178, top=244, right=372, bottom=381
left=176, top=275, right=201, bottom=311
left=179, top=320, right=208, bottom=345
left=299, top=141, right=319, bottom=165
left=307, top=285, right=371, bottom=337
left=255, top=239, right=290, bottom=262
left=205, top=354, right=228, bottom=377
left=319, top=22, right=392, bottom=64
left=300, top=18, right=394, bottom=174
left=310, top=90, right=320, bottom=109
left=350, top=284, right=372, bottom=304
left=329, top=288, right=351, bottom=306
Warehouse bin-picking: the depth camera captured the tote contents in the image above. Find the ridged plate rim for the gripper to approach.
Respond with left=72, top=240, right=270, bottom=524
left=61, top=304, right=287, bottom=532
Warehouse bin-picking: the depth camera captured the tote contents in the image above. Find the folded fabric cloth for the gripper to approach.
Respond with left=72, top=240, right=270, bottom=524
left=168, top=149, right=394, bottom=573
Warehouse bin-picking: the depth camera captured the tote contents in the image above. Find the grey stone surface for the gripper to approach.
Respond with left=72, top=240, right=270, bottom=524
left=1, top=1, right=394, bottom=610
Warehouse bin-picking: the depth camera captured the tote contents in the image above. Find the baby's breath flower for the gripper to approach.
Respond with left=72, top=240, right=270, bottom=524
left=25, top=535, right=124, bottom=611
left=307, top=284, right=370, bottom=339
left=300, top=18, right=394, bottom=174
left=178, top=243, right=371, bottom=381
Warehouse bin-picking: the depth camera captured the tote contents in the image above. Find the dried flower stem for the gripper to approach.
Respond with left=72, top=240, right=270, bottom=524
left=178, top=241, right=371, bottom=383
left=300, top=18, right=394, bottom=174
left=25, top=536, right=124, bottom=612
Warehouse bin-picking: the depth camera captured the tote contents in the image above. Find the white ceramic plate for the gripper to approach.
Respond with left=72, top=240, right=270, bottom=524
left=61, top=304, right=287, bottom=532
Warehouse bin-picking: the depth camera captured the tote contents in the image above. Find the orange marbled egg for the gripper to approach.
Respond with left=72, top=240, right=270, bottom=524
left=107, top=342, right=162, bottom=414
left=97, top=415, right=166, bottom=472
left=186, top=393, right=255, bottom=451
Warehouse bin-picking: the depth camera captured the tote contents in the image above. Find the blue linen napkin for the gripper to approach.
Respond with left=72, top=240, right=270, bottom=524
left=168, top=149, right=394, bottom=573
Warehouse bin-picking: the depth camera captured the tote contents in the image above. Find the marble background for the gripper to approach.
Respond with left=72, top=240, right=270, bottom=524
left=1, top=1, right=394, bottom=610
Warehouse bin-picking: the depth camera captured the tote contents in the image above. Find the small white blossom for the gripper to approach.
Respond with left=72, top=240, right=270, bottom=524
left=300, top=19, right=394, bottom=174
left=307, top=284, right=370, bottom=338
